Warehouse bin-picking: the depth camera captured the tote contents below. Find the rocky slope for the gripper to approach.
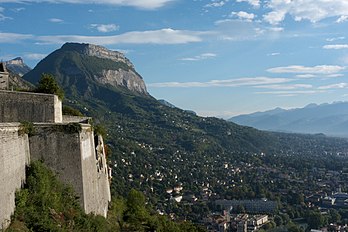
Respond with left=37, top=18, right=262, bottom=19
left=23, top=42, right=147, bottom=95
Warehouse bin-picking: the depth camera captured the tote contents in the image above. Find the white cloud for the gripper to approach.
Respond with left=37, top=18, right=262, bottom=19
left=267, top=65, right=346, bottom=74
left=148, top=77, right=290, bottom=88
left=0, top=0, right=175, bottom=9
left=90, top=24, right=119, bottom=33
left=0, top=29, right=204, bottom=45
left=23, top=53, right=47, bottom=60
left=267, top=52, right=280, bottom=56
left=323, top=44, right=348, bottom=49
left=268, top=27, right=284, bottom=32
left=336, top=15, right=348, bottom=23
left=0, top=7, right=12, bottom=21
left=180, top=53, right=217, bottom=61
left=36, top=28, right=203, bottom=45
left=326, top=36, right=345, bottom=42
left=11, top=7, right=25, bottom=12
left=49, top=18, right=64, bottom=23
left=236, top=0, right=260, bottom=8
left=263, top=10, right=286, bottom=25
left=263, top=0, right=348, bottom=25
left=255, top=84, right=313, bottom=90
left=204, top=1, right=227, bottom=8
left=296, top=74, right=316, bottom=78
left=318, top=83, right=348, bottom=89
left=256, top=90, right=325, bottom=95
left=231, top=11, right=255, bottom=22
left=0, top=32, right=33, bottom=43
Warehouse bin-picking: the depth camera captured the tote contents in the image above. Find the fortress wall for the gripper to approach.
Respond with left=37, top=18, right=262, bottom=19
left=80, top=130, right=111, bottom=217
left=0, top=72, right=9, bottom=90
left=0, top=91, right=62, bottom=123
left=29, top=125, right=84, bottom=203
left=29, top=124, right=110, bottom=216
left=0, top=124, right=30, bottom=230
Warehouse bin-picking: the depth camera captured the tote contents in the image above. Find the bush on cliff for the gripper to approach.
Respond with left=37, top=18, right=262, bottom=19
left=7, top=161, right=116, bottom=232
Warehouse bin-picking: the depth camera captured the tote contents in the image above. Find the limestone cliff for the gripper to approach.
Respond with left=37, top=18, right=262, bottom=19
left=24, top=43, right=148, bottom=96
left=65, top=43, right=148, bottom=95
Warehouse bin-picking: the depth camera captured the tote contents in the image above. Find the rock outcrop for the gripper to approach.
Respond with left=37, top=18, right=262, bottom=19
left=61, top=43, right=134, bottom=68
left=5, top=57, right=32, bottom=77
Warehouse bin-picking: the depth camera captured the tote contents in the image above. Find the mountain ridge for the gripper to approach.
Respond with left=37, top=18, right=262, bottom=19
left=229, top=102, right=348, bottom=137
left=23, top=43, right=147, bottom=95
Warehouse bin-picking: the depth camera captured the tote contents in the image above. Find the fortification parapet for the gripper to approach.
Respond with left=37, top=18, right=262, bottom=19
left=0, top=90, right=62, bottom=123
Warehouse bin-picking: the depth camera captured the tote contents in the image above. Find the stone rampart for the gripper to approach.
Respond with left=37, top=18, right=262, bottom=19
left=0, top=124, right=30, bottom=230
left=29, top=123, right=111, bottom=217
left=0, top=91, right=62, bottom=123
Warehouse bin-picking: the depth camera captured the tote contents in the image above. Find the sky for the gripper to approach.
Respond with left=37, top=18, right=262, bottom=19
left=1, top=0, right=348, bottom=118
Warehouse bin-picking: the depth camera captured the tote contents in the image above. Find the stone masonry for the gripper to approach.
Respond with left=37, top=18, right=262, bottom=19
left=0, top=90, right=111, bottom=230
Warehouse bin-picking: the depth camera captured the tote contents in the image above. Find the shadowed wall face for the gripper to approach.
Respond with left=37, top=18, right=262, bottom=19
left=0, top=125, right=30, bottom=230
left=0, top=91, right=62, bottom=123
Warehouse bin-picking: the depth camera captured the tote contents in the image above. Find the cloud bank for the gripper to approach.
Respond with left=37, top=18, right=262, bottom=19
left=0, top=0, right=175, bottom=9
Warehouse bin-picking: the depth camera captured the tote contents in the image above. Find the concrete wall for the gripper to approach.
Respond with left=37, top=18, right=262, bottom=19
left=0, top=124, right=30, bottom=230
left=29, top=123, right=110, bottom=217
left=0, top=91, right=62, bottom=123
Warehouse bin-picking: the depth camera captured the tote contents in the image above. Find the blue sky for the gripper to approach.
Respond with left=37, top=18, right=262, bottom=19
left=1, top=0, right=348, bottom=118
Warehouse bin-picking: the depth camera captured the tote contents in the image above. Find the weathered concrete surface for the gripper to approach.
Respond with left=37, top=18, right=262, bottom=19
left=0, top=63, right=9, bottom=90
left=29, top=123, right=110, bottom=217
left=0, top=124, right=30, bottom=230
left=0, top=91, right=62, bottom=123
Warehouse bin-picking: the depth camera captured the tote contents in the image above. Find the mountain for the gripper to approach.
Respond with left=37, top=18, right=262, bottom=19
left=5, top=57, right=32, bottom=77
left=229, top=102, right=348, bottom=137
left=24, top=43, right=147, bottom=96
left=22, top=42, right=348, bottom=222
left=4, top=57, right=33, bottom=90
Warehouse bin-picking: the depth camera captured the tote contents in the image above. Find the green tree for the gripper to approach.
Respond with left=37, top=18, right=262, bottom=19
left=307, top=211, right=327, bottom=229
left=36, top=73, right=64, bottom=99
left=328, top=209, right=341, bottom=224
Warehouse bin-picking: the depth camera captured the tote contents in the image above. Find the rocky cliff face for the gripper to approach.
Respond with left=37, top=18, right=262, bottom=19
left=62, top=43, right=134, bottom=68
left=60, top=43, right=147, bottom=94
left=23, top=42, right=148, bottom=96
left=99, top=69, right=147, bottom=94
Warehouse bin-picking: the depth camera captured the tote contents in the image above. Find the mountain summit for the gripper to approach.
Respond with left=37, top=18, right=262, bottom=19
left=23, top=42, right=147, bottom=95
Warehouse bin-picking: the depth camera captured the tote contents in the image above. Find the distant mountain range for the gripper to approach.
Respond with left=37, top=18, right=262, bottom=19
left=229, top=102, right=348, bottom=137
